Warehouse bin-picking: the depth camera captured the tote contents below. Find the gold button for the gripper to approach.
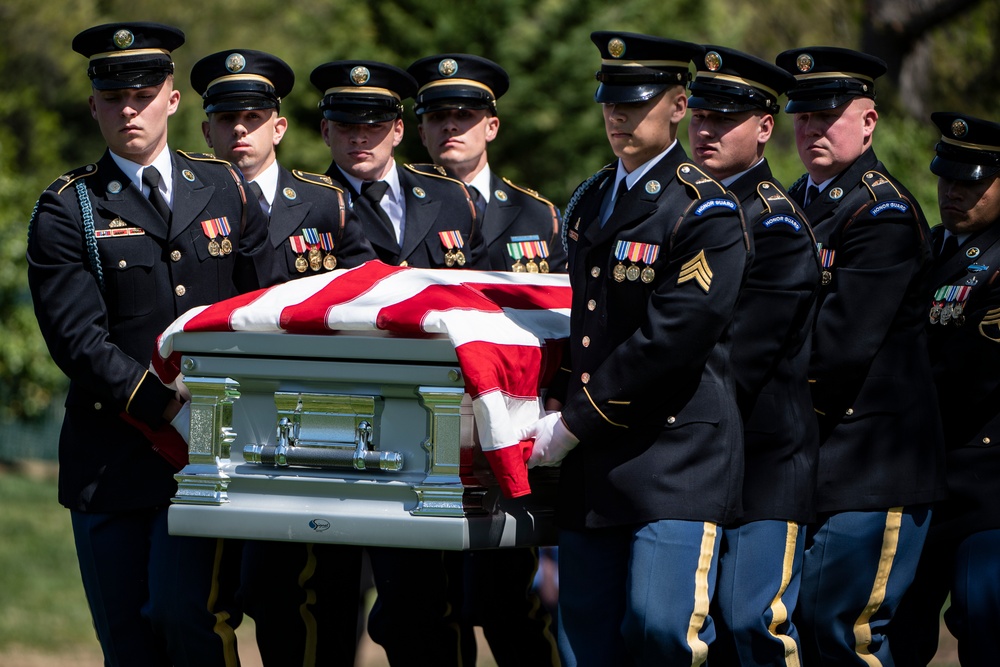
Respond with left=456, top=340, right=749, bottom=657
left=591, top=266, right=601, bottom=278
left=667, top=416, right=676, bottom=424
left=170, top=250, right=182, bottom=261
left=984, top=437, right=992, bottom=445
left=587, top=299, right=597, bottom=311
left=94, top=402, right=102, bottom=410
left=845, top=408, right=854, bottom=416
left=175, top=285, right=186, bottom=297
left=118, top=259, right=127, bottom=268
left=399, top=261, right=409, bottom=267
left=581, top=372, right=590, bottom=384
left=582, top=336, right=591, bottom=347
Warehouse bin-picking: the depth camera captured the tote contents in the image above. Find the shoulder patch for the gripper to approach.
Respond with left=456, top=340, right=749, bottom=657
left=52, top=164, right=99, bottom=194
left=762, top=214, right=803, bottom=231
left=694, top=198, right=738, bottom=215
left=870, top=200, right=910, bottom=216
left=677, top=163, right=726, bottom=199
left=404, top=162, right=459, bottom=182
left=292, top=169, right=344, bottom=192
left=501, top=176, right=556, bottom=208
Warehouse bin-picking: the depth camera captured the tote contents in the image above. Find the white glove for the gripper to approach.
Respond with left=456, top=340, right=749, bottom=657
left=518, top=411, right=579, bottom=468
left=169, top=401, right=191, bottom=445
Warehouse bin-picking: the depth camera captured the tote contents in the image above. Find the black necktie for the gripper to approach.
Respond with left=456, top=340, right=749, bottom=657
left=142, top=166, right=171, bottom=223
left=361, top=180, right=393, bottom=230
left=469, top=186, right=487, bottom=220
left=939, top=234, right=960, bottom=260
left=805, top=185, right=821, bottom=207
left=248, top=180, right=268, bottom=217
left=602, top=177, right=629, bottom=227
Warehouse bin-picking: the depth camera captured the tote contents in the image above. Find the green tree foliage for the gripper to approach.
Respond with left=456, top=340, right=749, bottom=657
left=1, top=0, right=996, bottom=420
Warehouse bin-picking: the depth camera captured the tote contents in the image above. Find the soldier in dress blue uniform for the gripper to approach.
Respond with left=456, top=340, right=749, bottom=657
left=889, top=112, right=1000, bottom=667
left=191, top=48, right=378, bottom=667
left=686, top=46, right=821, bottom=667
left=409, top=53, right=566, bottom=274
left=407, top=52, right=562, bottom=667
left=310, top=60, right=486, bottom=270
left=775, top=46, right=946, bottom=666
left=518, top=32, right=751, bottom=665
left=26, top=22, right=274, bottom=666
left=309, top=59, right=485, bottom=666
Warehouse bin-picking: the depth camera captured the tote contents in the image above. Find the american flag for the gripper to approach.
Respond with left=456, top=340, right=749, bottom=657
left=153, top=260, right=571, bottom=497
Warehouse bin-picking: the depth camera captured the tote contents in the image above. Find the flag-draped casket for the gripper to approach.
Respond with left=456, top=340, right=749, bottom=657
left=156, top=261, right=570, bottom=549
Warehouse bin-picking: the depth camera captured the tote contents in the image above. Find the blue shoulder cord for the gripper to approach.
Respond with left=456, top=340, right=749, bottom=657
left=76, top=180, right=105, bottom=293
left=561, top=169, right=605, bottom=249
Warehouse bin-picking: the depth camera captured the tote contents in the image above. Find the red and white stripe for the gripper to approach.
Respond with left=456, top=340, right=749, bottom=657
left=153, top=260, right=571, bottom=497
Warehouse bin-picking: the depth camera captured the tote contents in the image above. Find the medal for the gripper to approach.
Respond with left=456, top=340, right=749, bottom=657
left=929, top=302, right=942, bottom=324
left=319, top=231, right=337, bottom=271
left=201, top=218, right=225, bottom=258
left=220, top=238, right=233, bottom=255
left=208, top=239, right=221, bottom=256
left=512, top=262, right=526, bottom=273
left=302, top=228, right=322, bottom=271
left=641, top=266, right=656, bottom=283
left=940, top=302, right=953, bottom=324
left=217, top=217, right=233, bottom=255
left=818, top=244, right=835, bottom=285
left=438, top=231, right=466, bottom=268
left=626, top=265, right=641, bottom=281
left=613, top=240, right=630, bottom=283
left=539, top=259, right=550, bottom=273
left=524, top=242, right=539, bottom=273
left=614, top=239, right=661, bottom=285
left=537, top=240, right=551, bottom=273
left=289, top=236, right=309, bottom=273
left=613, top=263, right=627, bottom=282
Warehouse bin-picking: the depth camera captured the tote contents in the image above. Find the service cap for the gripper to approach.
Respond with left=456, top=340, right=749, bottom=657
left=776, top=46, right=886, bottom=113
left=310, top=60, right=417, bottom=124
left=408, top=54, right=510, bottom=116
left=590, top=31, right=699, bottom=104
left=688, top=46, right=793, bottom=115
left=72, top=22, right=184, bottom=91
left=930, top=112, right=1000, bottom=182
left=191, top=49, right=294, bottom=113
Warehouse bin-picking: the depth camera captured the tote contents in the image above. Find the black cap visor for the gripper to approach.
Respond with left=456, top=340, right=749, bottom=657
left=321, top=94, right=402, bottom=124
left=414, top=87, right=494, bottom=116
left=931, top=142, right=1000, bottom=182
left=204, top=80, right=279, bottom=113
left=89, top=54, right=174, bottom=90
left=785, top=78, right=873, bottom=113
left=595, top=82, right=670, bottom=104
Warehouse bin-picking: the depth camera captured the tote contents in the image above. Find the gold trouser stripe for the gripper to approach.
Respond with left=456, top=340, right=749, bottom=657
left=767, top=522, right=802, bottom=667
left=687, top=522, right=718, bottom=666
left=853, top=508, right=903, bottom=667
left=207, top=538, right=240, bottom=667
left=297, top=543, right=319, bottom=667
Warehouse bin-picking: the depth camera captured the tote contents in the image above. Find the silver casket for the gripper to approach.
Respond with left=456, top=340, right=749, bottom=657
left=164, top=265, right=569, bottom=551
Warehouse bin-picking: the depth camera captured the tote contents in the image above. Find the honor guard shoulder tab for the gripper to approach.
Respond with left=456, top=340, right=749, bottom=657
left=677, top=163, right=727, bottom=199
left=501, top=176, right=557, bottom=208
left=757, top=181, right=796, bottom=215
left=52, top=164, right=98, bottom=195
left=292, top=169, right=344, bottom=193
left=862, top=170, right=903, bottom=201
left=404, top=162, right=462, bottom=184
left=176, top=150, right=231, bottom=166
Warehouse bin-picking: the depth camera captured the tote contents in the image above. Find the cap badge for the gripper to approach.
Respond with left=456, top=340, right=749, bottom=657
left=705, top=52, right=722, bottom=72
left=829, top=187, right=844, bottom=200
left=951, top=118, right=969, bottom=138
left=113, top=29, right=134, bottom=50
left=796, top=53, right=814, bottom=73
left=350, top=66, right=371, bottom=86
left=182, top=170, right=195, bottom=182
left=283, top=187, right=297, bottom=200
left=413, top=187, right=426, bottom=199
left=438, top=58, right=458, bottom=77
left=226, top=53, right=246, bottom=73
left=107, top=180, right=122, bottom=194
left=608, top=38, right=626, bottom=59
left=495, top=189, right=508, bottom=202
left=645, top=180, right=661, bottom=194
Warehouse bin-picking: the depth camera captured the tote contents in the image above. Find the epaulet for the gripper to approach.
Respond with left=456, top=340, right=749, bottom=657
left=676, top=163, right=726, bottom=199
left=788, top=173, right=808, bottom=193
left=501, top=176, right=556, bottom=208
left=52, top=164, right=98, bottom=195
left=176, top=149, right=231, bottom=166
left=404, top=162, right=464, bottom=186
left=861, top=170, right=903, bottom=201
left=292, top=169, right=344, bottom=193
left=756, top=181, right=796, bottom=215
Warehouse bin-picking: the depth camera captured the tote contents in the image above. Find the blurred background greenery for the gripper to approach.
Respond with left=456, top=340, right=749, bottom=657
left=1, top=0, right=997, bottom=435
